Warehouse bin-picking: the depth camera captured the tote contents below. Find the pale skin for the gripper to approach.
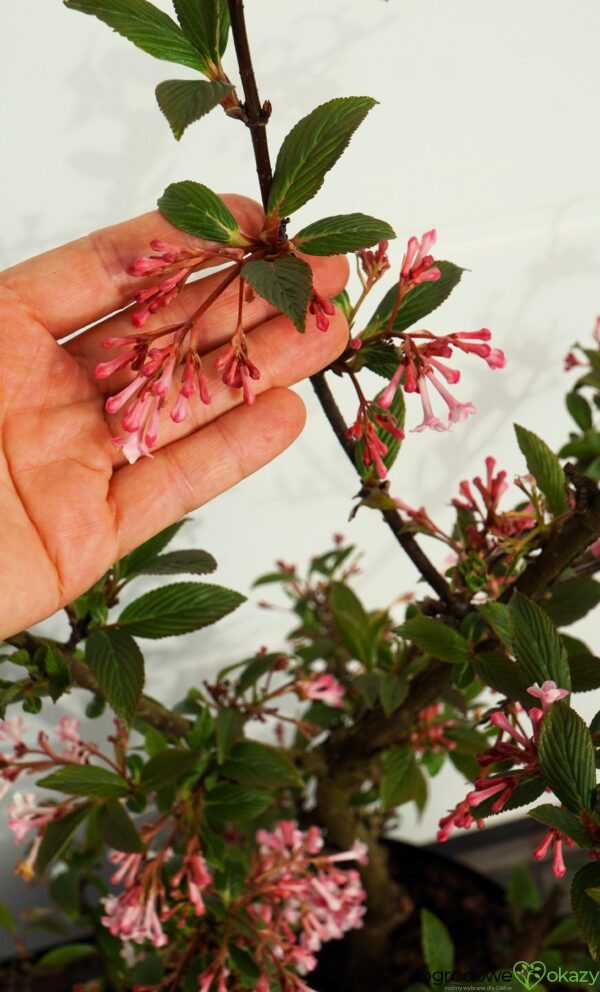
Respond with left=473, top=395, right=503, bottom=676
left=0, top=195, right=349, bottom=638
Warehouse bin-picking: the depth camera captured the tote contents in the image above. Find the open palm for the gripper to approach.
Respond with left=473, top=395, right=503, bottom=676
left=0, top=195, right=348, bottom=637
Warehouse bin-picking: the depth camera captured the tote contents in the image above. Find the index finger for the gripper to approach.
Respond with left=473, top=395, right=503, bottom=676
left=0, top=195, right=264, bottom=340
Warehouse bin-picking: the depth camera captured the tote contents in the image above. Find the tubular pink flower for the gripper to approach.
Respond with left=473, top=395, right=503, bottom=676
left=428, top=357, right=461, bottom=384
left=8, top=793, right=58, bottom=843
left=105, top=376, right=145, bottom=415
left=427, top=372, right=477, bottom=425
left=378, top=363, right=405, bottom=409
left=0, top=717, right=25, bottom=747
left=95, top=350, right=138, bottom=379
left=527, top=680, right=570, bottom=713
left=486, top=348, right=506, bottom=369
left=297, top=674, right=345, bottom=708
left=411, top=377, right=448, bottom=433
left=170, top=393, right=188, bottom=423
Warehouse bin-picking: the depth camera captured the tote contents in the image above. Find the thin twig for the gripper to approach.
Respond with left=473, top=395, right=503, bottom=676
left=227, top=0, right=273, bottom=210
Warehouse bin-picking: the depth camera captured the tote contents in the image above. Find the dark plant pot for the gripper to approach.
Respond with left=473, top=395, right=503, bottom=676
left=312, top=837, right=510, bottom=992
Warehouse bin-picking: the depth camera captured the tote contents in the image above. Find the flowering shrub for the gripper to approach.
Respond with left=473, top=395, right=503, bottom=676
left=2, top=1, right=600, bottom=989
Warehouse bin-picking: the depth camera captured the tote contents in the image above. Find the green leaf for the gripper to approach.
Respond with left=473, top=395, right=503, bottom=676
left=216, top=707, right=245, bottom=764
left=572, top=862, right=600, bottom=957
left=221, top=741, right=303, bottom=789
left=116, top=581, right=245, bottom=638
left=97, top=799, right=144, bottom=853
left=380, top=747, right=417, bottom=811
left=509, top=592, right=570, bottom=690
left=173, top=0, right=229, bottom=67
left=396, top=614, right=469, bottom=665
left=528, top=803, right=595, bottom=848
left=64, top=0, right=206, bottom=71
left=421, top=908, right=454, bottom=975
left=204, top=783, right=272, bottom=822
left=569, top=653, right=600, bottom=692
left=36, top=805, right=91, bottom=876
left=140, top=749, right=202, bottom=792
left=135, top=549, right=217, bottom=576
left=369, top=260, right=464, bottom=334
left=507, top=866, right=541, bottom=912
left=0, top=901, right=17, bottom=934
left=514, top=424, right=568, bottom=516
left=541, top=578, right=600, bottom=627
left=156, top=78, right=233, bottom=139
left=44, top=643, right=72, bottom=702
left=360, top=341, right=400, bottom=379
left=37, top=943, right=95, bottom=969
left=38, top=766, right=129, bottom=799
left=293, top=213, right=395, bottom=256
left=538, top=703, right=596, bottom=813
left=379, top=672, right=408, bottom=716
left=477, top=601, right=514, bottom=652
left=228, top=942, right=260, bottom=981
left=119, top=519, right=188, bottom=577
left=158, top=181, right=250, bottom=246
left=566, top=392, right=593, bottom=432
left=86, top=629, right=145, bottom=728
left=471, top=651, right=530, bottom=705
left=268, top=96, right=377, bottom=216
left=242, top=256, right=313, bottom=334
left=236, top=655, right=279, bottom=695
left=329, top=581, right=372, bottom=666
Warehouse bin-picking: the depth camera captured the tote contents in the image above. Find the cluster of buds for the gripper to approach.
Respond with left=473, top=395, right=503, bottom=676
left=533, top=827, right=574, bottom=878
left=357, top=239, right=390, bottom=289
left=96, top=237, right=265, bottom=463
left=452, top=456, right=535, bottom=543
left=346, top=401, right=405, bottom=479
left=309, top=290, right=336, bottom=332
left=410, top=704, right=457, bottom=753
left=195, top=822, right=367, bottom=992
left=438, top=682, right=570, bottom=866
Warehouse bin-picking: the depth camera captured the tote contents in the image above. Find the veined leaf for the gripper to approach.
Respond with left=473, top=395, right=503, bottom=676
left=97, top=799, right=144, bottom=853
left=135, top=549, right=217, bottom=576
left=221, top=741, right=303, bottom=788
left=541, top=577, right=600, bottom=628
left=116, top=581, right=245, bottom=638
left=368, top=260, right=464, bottom=334
left=36, top=805, right=91, bottom=875
left=86, top=629, right=145, bottom=728
left=396, top=614, right=469, bottom=665
left=118, top=519, right=188, bottom=577
left=173, top=0, right=229, bottom=66
left=572, top=862, right=600, bottom=957
left=158, top=181, right=250, bottom=246
left=242, top=256, right=312, bottom=333
left=538, top=703, right=596, bottom=813
left=268, top=97, right=377, bottom=216
left=156, top=79, right=232, bottom=139
left=509, top=592, right=570, bottom=690
left=64, top=0, right=207, bottom=71
left=204, top=783, right=272, bottom=822
left=514, top=424, right=568, bottom=516
left=421, top=909, right=454, bottom=975
left=140, top=748, right=202, bottom=792
left=39, top=766, right=129, bottom=799
left=294, top=213, right=395, bottom=256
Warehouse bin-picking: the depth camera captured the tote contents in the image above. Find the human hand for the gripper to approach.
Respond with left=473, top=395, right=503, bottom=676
left=0, top=195, right=348, bottom=638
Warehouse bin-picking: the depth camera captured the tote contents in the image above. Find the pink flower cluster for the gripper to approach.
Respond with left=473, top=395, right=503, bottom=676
left=101, top=837, right=212, bottom=948
left=410, top=703, right=456, bottom=754
left=196, top=821, right=367, bottom=992
left=346, top=403, right=405, bottom=479
left=96, top=237, right=263, bottom=463
left=438, top=682, right=572, bottom=878
left=452, top=456, right=536, bottom=546
left=533, top=827, right=574, bottom=878
left=357, top=240, right=391, bottom=288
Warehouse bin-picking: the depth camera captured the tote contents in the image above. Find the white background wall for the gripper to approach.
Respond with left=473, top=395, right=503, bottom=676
left=1, top=0, right=600, bottom=938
